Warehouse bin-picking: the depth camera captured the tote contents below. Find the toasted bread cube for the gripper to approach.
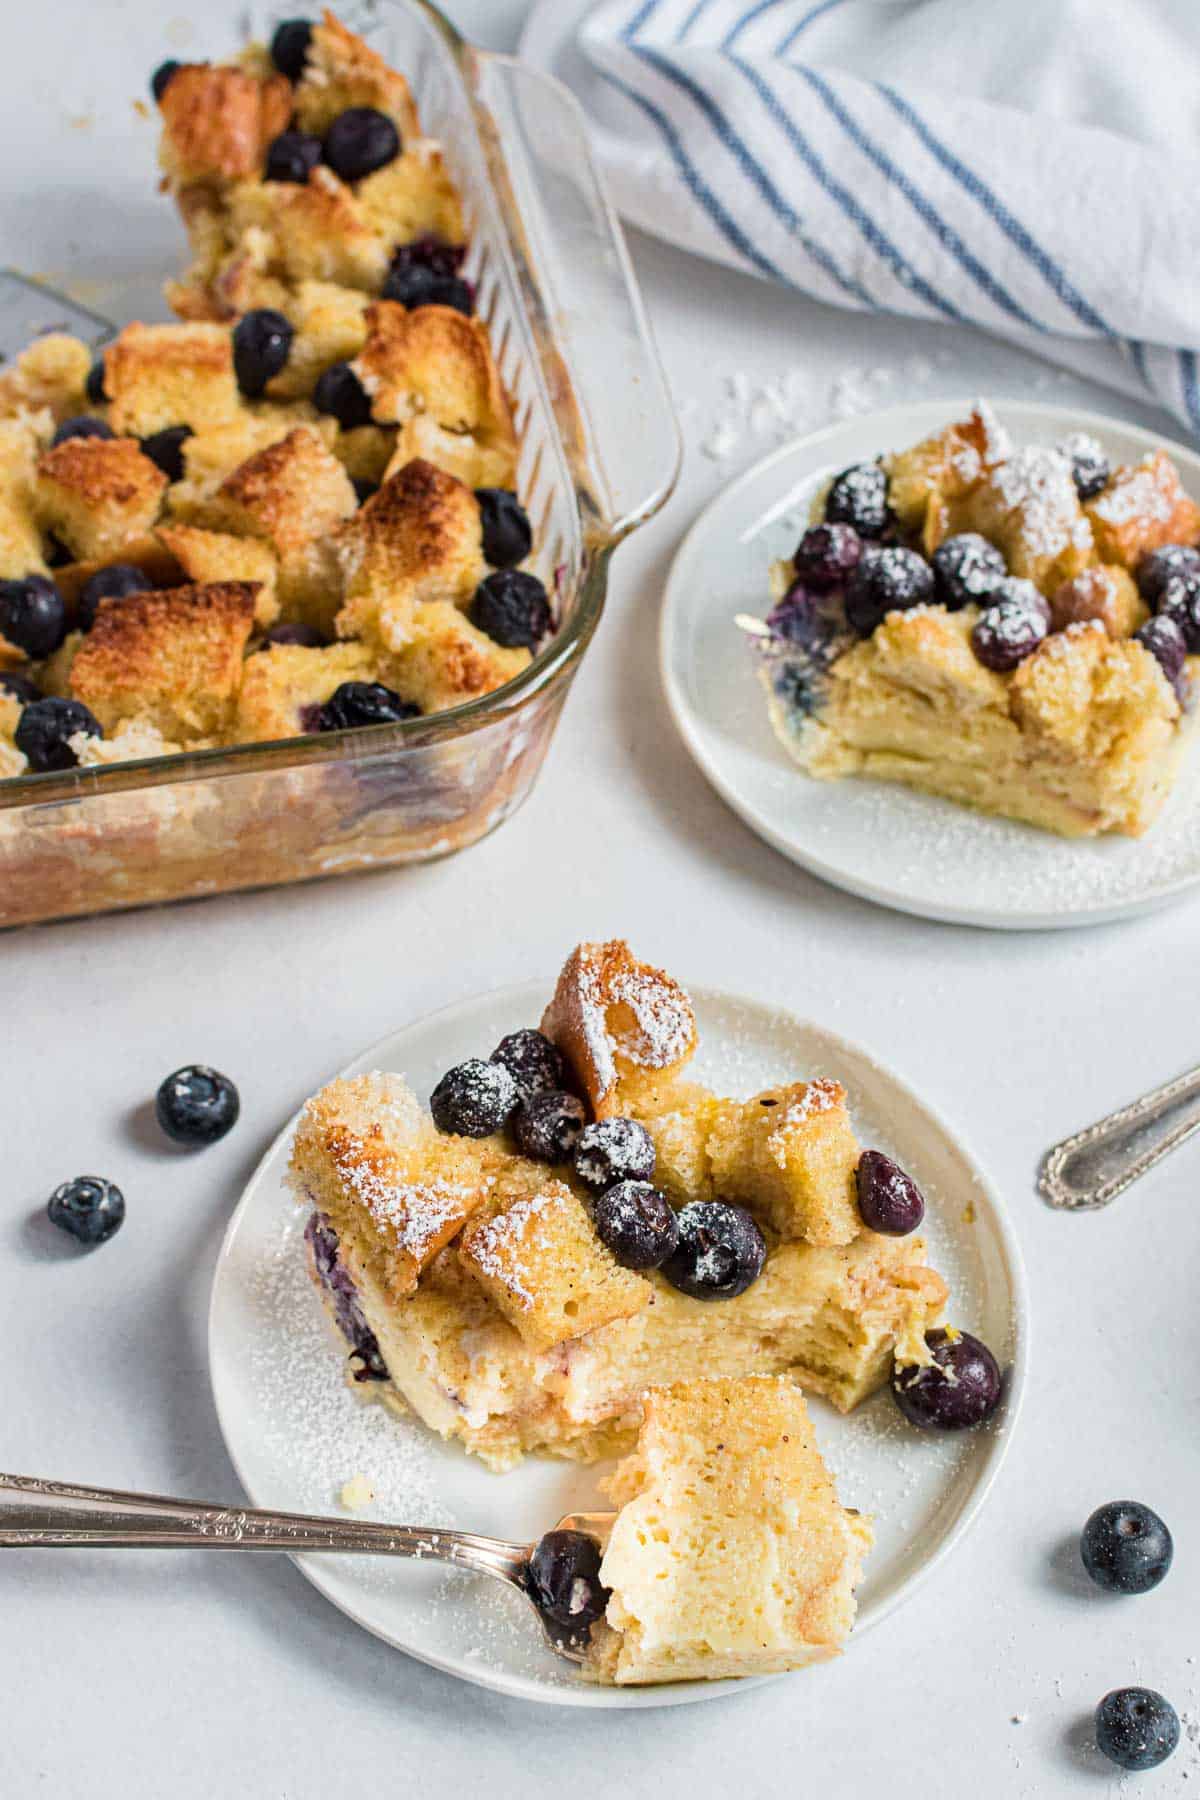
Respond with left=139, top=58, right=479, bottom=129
left=355, top=153, right=463, bottom=251
left=542, top=941, right=698, bottom=1120
left=1012, top=621, right=1178, bottom=751
left=225, top=171, right=392, bottom=293
left=0, top=416, right=49, bottom=579
left=168, top=408, right=335, bottom=517
left=103, top=322, right=240, bottom=438
left=459, top=1183, right=650, bottom=1352
left=266, top=280, right=370, bottom=401
left=386, top=601, right=528, bottom=713
left=334, top=458, right=484, bottom=650
left=885, top=405, right=1008, bottom=538
left=291, top=12, right=419, bottom=138
left=384, top=415, right=516, bottom=492
left=156, top=523, right=279, bottom=627
left=0, top=333, right=92, bottom=422
left=158, top=62, right=292, bottom=186
left=587, top=1377, right=872, bottom=1686
left=708, top=1081, right=861, bottom=1246
left=68, top=582, right=255, bottom=741
left=1050, top=564, right=1146, bottom=638
left=940, top=446, right=1094, bottom=592
left=235, top=640, right=377, bottom=742
left=35, top=437, right=168, bottom=561
left=353, top=303, right=514, bottom=447
left=1085, top=451, right=1200, bottom=569
left=289, top=1072, right=497, bottom=1300
left=203, top=425, right=357, bottom=556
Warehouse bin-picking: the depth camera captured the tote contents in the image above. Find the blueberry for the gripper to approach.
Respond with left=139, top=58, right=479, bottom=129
left=232, top=308, right=295, bottom=398
left=155, top=1065, right=240, bottom=1145
left=1137, top=543, right=1200, bottom=607
left=255, top=621, right=327, bottom=651
left=526, top=1530, right=609, bottom=1639
left=304, top=1214, right=387, bottom=1381
left=490, top=1028, right=567, bottom=1100
left=573, top=1119, right=655, bottom=1192
left=313, top=361, right=372, bottom=430
left=0, top=575, right=66, bottom=657
left=85, top=355, right=108, bottom=404
left=856, top=1150, right=925, bottom=1235
left=380, top=262, right=473, bottom=315
left=469, top=570, right=551, bottom=649
left=430, top=1058, right=519, bottom=1137
left=892, top=1328, right=1001, bottom=1430
left=151, top=59, right=181, bottom=103
left=791, top=522, right=863, bottom=592
left=765, top=583, right=849, bottom=659
left=352, top=478, right=378, bottom=507
left=14, top=697, right=100, bottom=771
left=44, top=535, right=72, bottom=569
left=594, top=1181, right=679, bottom=1271
left=824, top=462, right=891, bottom=538
left=1080, top=1501, right=1173, bottom=1596
left=513, top=1091, right=587, bottom=1163
left=51, top=415, right=114, bottom=447
left=661, top=1200, right=766, bottom=1300
left=1095, top=1688, right=1179, bottom=1772
left=1060, top=431, right=1110, bottom=502
left=317, top=681, right=419, bottom=731
left=140, top=424, right=192, bottom=483
left=1135, top=615, right=1188, bottom=687
left=265, top=129, right=322, bottom=184
left=931, top=532, right=1007, bottom=610
left=1156, top=573, right=1200, bottom=652
left=47, top=1175, right=125, bottom=1247
left=269, top=18, right=313, bottom=82
left=389, top=236, right=467, bottom=281
left=844, top=545, right=934, bottom=636
left=78, top=563, right=149, bottom=632
left=0, top=669, right=40, bottom=705
left=971, top=597, right=1048, bottom=672
left=475, top=489, right=532, bottom=569
left=323, top=107, right=401, bottom=182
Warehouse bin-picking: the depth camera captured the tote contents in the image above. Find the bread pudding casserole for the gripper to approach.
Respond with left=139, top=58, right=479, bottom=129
left=0, top=12, right=550, bottom=781
left=741, top=405, right=1200, bottom=838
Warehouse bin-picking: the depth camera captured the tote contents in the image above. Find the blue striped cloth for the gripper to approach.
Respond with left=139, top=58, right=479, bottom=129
left=577, top=0, right=1200, bottom=434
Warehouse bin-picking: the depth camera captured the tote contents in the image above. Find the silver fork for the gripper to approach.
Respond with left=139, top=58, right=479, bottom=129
left=0, top=1473, right=613, bottom=1666
left=1039, top=1061, right=1200, bottom=1211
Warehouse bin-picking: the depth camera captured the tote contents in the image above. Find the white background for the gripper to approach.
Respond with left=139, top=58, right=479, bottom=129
left=2, top=2, right=1198, bottom=1795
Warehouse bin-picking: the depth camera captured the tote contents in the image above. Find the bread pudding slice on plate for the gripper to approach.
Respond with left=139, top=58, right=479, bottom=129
left=584, top=1376, right=873, bottom=1685
left=740, top=404, right=1199, bottom=840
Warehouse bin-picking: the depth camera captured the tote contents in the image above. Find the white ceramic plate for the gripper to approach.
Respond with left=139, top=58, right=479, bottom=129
left=660, top=399, right=1200, bottom=929
left=209, top=978, right=1027, bottom=1707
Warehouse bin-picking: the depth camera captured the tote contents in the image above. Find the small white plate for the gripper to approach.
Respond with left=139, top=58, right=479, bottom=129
left=660, top=399, right=1200, bottom=929
left=209, top=978, right=1027, bottom=1707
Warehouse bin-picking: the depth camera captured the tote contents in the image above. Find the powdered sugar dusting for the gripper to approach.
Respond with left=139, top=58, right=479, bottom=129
left=781, top=1077, right=841, bottom=1127
left=990, top=445, right=1091, bottom=562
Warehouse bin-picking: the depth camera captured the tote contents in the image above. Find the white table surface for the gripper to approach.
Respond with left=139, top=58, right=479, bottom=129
left=3, top=4, right=1198, bottom=1795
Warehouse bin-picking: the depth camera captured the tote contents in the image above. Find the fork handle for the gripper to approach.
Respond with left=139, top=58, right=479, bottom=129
left=0, top=1474, right=528, bottom=1583
left=1039, top=1062, right=1200, bottom=1210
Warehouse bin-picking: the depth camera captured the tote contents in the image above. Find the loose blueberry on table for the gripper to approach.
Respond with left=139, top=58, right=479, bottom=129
left=526, top=1529, right=609, bottom=1643
left=1080, top=1501, right=1172, bottom=1595
left=491, top=1028, right=568, bottom=1100
left=155, top=1065, right=240, bottom=1146
left=1094, top=1688, right=1179, bottom=1772
left=892, top=1328, right=1001, bottom=1430
left=430, top=1058, right=520, bottom=1138
left=573, top=1118, right=656, bottom=1191
left=660, top=1200, right=766, bottom=1300
left=593, top=1181, right=679, bottom=1272
left=855, top=1150, right=925, bottom=1236
left=47, top=1176, right=126, bottom=1247
left=513, top=1091, right=587, bottom=1163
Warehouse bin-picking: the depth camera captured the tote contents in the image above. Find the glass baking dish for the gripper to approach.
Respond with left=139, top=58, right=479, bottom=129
left=0, top=0, right=679, bottom=929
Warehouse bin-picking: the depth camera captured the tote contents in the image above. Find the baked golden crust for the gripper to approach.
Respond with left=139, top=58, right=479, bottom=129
left=156, top=522, right=280, bottom=626
left=235, top=639, right=375, bottom=741
left=1085, top=450, right=1200, bottom=568
left=158, top=63, right=292, bottom=186
left=0, top=334, right=92, bottom=422
left=204, top=425, right=357, bottom=557
left=68, top=582, right=256, bottom=741
left=35, top=437, right=168, bottom=561
left=542, top=940, right=698, bottom=1120
left=334, top=457, right=484, bottom=648
left=103, top=321, right=240, bottom=437
left=291, top=10, right=419, bottom=138
left=1050, top=563, right=1146, bottom=638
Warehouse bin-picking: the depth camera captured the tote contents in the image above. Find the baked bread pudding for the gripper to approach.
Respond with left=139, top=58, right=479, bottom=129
left=741, top=405, right=1200, bottom=837
left=0, top=13, right=549, bottom=781
left=582, top=1376, right=873, bottom=1684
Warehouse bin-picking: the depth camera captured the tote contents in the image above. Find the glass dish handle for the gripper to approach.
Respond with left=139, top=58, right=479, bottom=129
left=469, top=53, right=681, bottom=547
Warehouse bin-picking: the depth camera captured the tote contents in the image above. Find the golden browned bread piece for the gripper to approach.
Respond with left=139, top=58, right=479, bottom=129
left=68, top=582, right=256, bottom=741
left=585, top=1376, right=872, bottom=1685
left=157, top=62, right=292, bottom=187
left=263, top=280, right=370, bottom=402
left=156, top=523, right=280, bottom=627
left=937, top=444, right=1095, bottom=593
left=885, top=403, right=1011, bottom=543
left=0, top=416, right=50, bottom=582
left=334, top=457, right=484, bottom=650
left=1050, top=563, right=1147, bottom=638
left=234, top=639, right=376, bottom=742
left=385, top=601, right=529, bottom=713
left=1085, top=450, right=1200, bottom=569
left=458, top=1183, right=650, bottom=1353
left=542, top=940, right=698, bottom=1119
left=0, top=334, right=92, bottom=423
left=102, top=322, right=241, bottom=438
left=291, top=12, right=419, bottom=138
left=201, top=425, right=357, bottom=555
left=34, top=437, right=168, bottom=561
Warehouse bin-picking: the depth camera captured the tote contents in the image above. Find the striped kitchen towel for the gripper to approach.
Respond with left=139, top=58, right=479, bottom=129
left=576, top=0, right=1200, bottom=433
